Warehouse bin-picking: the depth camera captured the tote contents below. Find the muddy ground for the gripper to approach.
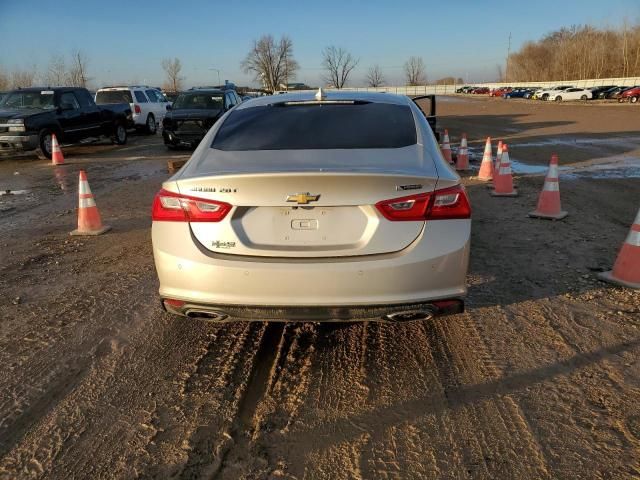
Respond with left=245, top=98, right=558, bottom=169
left=0, top=97, right=639, bottom=479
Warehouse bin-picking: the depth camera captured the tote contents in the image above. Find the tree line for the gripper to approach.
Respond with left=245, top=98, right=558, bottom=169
left=0, top=50, right=90, bottom=90
left=508, top=22, right=640, bottom=82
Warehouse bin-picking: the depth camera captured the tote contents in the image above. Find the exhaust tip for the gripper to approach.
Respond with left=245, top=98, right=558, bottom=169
left=185, top=310, right=229, bottom=321
left=383, top=309, right=434, bottom=322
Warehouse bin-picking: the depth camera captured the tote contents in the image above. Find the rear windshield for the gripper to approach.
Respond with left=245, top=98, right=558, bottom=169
left=211, top=103, right=417, bottom=150
left=173, top=92, right=223, bottom=110
left=95, top=90, right=133, bottom=104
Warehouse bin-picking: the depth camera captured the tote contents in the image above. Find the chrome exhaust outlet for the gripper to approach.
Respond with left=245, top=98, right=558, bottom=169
left=382, top=309, right=435, bottom=322
left=185, top=309, right=229, bottom=321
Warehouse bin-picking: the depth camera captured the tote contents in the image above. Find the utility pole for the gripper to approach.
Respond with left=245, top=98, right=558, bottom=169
left=210, top=67, right=221, bottom=86
left=505, top=32, right=512, bottom=83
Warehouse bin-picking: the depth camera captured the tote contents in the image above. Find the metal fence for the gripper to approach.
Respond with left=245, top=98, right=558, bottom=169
left=333, top=77, right=640, bottom=96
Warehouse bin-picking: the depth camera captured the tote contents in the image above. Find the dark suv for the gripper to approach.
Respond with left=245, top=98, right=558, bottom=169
left=162, top=87, right=243, bottom=149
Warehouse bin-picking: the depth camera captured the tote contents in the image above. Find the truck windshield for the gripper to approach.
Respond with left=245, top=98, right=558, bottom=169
left=1, top=91, right=55, bottom=110
left=96, top=90, right=134, bottom=104
left=173, top=93, right=223, bottom=110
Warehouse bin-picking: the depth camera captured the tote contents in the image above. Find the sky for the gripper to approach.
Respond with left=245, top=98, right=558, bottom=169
left=1, top=0, right=639, bottom=89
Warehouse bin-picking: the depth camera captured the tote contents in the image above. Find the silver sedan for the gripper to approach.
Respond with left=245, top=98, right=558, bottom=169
left=151, top=90, right=471, bottom=322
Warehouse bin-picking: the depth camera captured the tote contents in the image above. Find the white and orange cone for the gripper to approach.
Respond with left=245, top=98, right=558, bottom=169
left=477, top=137, right=494, bottom=181
left=441, top=129, right=453, bottom=163
left=528, top=154, right=567, bottom=220
left=51, top=134, right=65, bottom=165
left=491, top=144, right=518, bottom=197
left=495, top=140, right=503, bottom=172
left=598, top=208, right=640, bottom=289
left=456, top=133, right=469, bottom=171
left=70, top=170, right=111, bottom=236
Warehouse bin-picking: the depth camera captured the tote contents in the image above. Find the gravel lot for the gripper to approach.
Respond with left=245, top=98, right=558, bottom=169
left=0, top=97, right=639, bottom=479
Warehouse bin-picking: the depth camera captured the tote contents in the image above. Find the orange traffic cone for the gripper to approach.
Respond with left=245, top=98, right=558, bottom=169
left=441, top=129, right=452, bottom=163
left=51, top=134, right=64, bottom=165
left=598, top=208, right=640, bottom=289
left=70, top=170, right=111, bottom=236
left=491, top=144, right=518, bottom=197
left=495, top=140, right=503, bottom=172
left=529, top=154, right=567, bottom=220
left=456, top=133, right=469, bottom=170
left=477, top=137, right=494, bottom=181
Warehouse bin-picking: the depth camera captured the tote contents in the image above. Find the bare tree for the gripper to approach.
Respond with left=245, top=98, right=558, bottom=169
left=404, top=56, right=426, bottom=86
left=161, top=57, right=184, bottom=93
left=0, top=67, right=9, bottom=90
left=67, top=50, right=90, bottom=87
left=44, top=55, right=67, bottom=86
left=241, top=35, right=298, bottom=93
left=366, top=64, right=385, bottom=87
left=11, top=68, right=37, bottom=88
left=322, top=46, right=359, bottom=89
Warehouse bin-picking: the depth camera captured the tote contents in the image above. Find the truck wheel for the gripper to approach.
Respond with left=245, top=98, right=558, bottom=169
left=542, top=94, right=549, bottom=101
left=37, top=129, right=54, bottom=160
left=112, top=122, right=127, bottom=145
left=555, top=96, right=562, bottom=102
left=145, top=114, right=157, bottom=134
left=580, top=95, right=587, bottom=100
left=631, top=96, right=638, bottom=104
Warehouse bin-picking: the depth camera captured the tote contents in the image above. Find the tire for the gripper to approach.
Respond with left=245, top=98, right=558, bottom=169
left=37, top=128, right=54, bottom=160
left=555, top=96, right=562, bottom=102
left=145, top=114, right=156, bottom=134
left=618, top=97, right=625, bottom=103
left=111, top=122, right=127, bottom=145
left=631, top=96, right=638, bottom=104
left=542, top=94, right=549, bottom=101
left=580, top=95, right=587, bottom=100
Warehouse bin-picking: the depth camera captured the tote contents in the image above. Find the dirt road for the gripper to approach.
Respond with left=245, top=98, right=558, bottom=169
left=0, top=99, right=639, bottom=479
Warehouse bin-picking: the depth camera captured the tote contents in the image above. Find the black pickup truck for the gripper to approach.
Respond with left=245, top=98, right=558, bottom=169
left=0, top=87, right=132, bottom=158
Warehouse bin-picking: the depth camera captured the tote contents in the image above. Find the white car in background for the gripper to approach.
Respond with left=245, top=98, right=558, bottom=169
left=534, top=85, right=573, bottom=101
left=548, top=87, right=593, bottom=102
left=95, top=86, right=170, bottom=134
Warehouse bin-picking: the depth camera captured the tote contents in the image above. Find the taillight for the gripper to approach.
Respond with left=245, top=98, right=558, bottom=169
left=134, top=104, right=141, bottom=114
left=376, top=184, right=471, bottom=221
left=152, top=189, right=232, bottom=222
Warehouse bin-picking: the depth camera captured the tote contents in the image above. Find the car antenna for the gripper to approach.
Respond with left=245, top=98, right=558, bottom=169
left=315, top=87, right=325, bottom=101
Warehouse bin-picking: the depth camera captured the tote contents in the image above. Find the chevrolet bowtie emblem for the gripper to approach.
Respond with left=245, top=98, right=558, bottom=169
left=286, top=192, right=320, bottom=204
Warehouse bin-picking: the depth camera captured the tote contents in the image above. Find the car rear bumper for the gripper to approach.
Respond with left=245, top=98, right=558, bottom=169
left=0, top=134, right=38, bottom=152
left=161, top=298, right=464, bottom=322
left=152, top=219, right=470, bottom=318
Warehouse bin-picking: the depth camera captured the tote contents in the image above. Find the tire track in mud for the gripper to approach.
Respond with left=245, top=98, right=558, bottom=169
left=181, top=322, right=287, bottom=480
left=423, top=313, right=551, bottom=479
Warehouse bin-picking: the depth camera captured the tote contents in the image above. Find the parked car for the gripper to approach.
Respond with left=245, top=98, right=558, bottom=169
left=456, top=86, right=473, bottom=93
left=599, top=86, right=628, bottom=100
left=533, top=85, right=574, bottom=101
left=549, top=87, right=592, bottom=102
left=618, top=86, right=640, bottom=103
left=589, top=85, right=617, bottom=98
left=471, top=87, right=490, bottom=94
left=95, top=85, right=169, bottom=134
left=504, top=88, right=534, bottom=99
left=152, top=90, right=470, bottom=323
left=162, top=88, right=242, bottom=149
left=490, top=87, right=512, bottom=97
left=0, top=87, right=131, bottom=158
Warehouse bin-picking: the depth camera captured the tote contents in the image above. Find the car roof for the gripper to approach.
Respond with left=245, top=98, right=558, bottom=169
left=9, top=87, right=79, bottom=92
left=183, top=89, right=224, bottom=94
left=236, top=90, right=412, bottom=110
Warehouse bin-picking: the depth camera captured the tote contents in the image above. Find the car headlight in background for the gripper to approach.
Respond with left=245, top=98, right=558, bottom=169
left=7, top=119, right=25, bottom=132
